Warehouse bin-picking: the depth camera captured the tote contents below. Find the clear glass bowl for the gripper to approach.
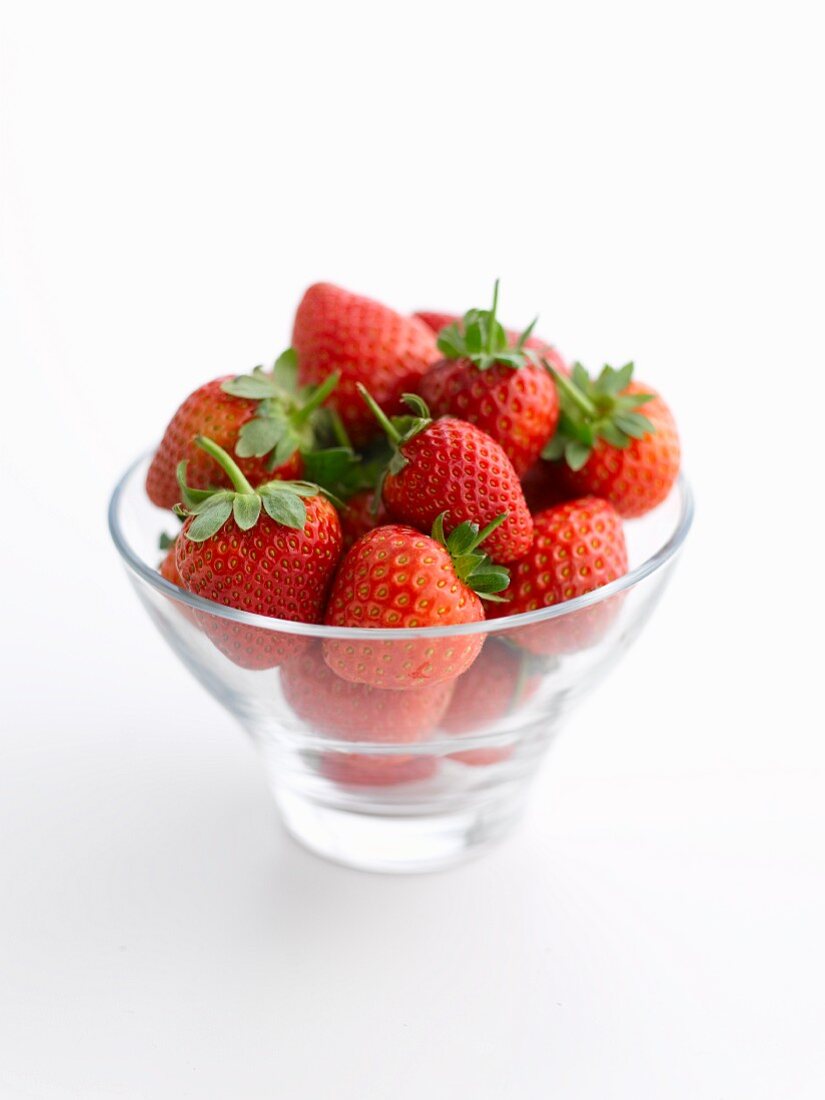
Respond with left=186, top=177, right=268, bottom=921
left=109, top=454, right=694, bottom=873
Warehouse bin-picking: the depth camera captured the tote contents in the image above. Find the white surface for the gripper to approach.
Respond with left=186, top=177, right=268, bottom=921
left=1, top=1, right=823, bottom=1096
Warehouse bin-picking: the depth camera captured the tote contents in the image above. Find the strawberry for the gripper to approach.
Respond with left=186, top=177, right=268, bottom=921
left=158, top=532, right=184, bottom=587
left=145, top=350, right=338, bottom=509
left=319, top=752, right=438, bottom=787
left=520, top=459, right=574, bottom=514
left=174, top=436, right=342, bottom=669
left=488, top=497, right=628, bottom=655
left=292, top=283, right=438, bottom=444
left=281, top=641, right=453, bottom=742
left=542, top=361, right=680, bottom=518
left=416, top=283, right=560, bottom=476
left=323, top=515, right=510, bottom=689
left=415, top=311, right=467, bottom=335
left=414, top=309, right=569, bottom=375
left=358, top=387, right=533, bottom=563
left=157, top=532, right=199, bottom=625
left=338, top=488, right=388, bottom=551
left=441, top=638, right=543, bottom=734
left=442, top=638, right=546, bottom=766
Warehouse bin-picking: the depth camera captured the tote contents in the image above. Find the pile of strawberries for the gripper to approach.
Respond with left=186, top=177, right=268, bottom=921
left=146, top=281, right=680, bottom=778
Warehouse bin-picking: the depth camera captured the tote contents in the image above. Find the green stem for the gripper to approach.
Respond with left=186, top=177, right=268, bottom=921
left=471, top=512, right=506, bottom=550
left=293, top=370, right=340, bottom=426
left=328, top=407, right=351, bottom=449
left=543, top=360, right=599, bottom=419
left=487, top=278, right=500, bottom=354
left=195, top=435, right=255, bottom=494
left=356, top=383, right=402, bottom=445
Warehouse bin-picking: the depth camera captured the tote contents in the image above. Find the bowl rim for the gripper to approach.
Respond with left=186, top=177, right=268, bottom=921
left=109, top=451, right=694, bottom=641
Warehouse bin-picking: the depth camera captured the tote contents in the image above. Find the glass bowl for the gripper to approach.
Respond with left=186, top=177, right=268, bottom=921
left=109, top=454, right=694, bottom=873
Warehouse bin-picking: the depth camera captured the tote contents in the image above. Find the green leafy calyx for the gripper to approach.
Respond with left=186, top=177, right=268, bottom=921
left=541, top=360, right=656, bottom=471
left=299, top=409, right=391, bottom=502
left=436, top=279, right=538, bottom=372
left=175, top=436, right=322, bottom=542
left=220, top=348, right=339, bottom=471
left=356, top=385, right=434, bottom=499
left=431, top=512, right=511, bottom=602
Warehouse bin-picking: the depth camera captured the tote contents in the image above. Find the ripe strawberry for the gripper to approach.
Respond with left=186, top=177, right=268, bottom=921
left=542, top=362, right=680, bottom=518
left=338, top=488, right=387, bottom=551
left=174, top=435, right=342, bottom=669
left=358, top=387, right=533, bottom=563
left=414, top=309, right=569, bottom=375
left=520, top=459, right=574, bottom=514
left=488, top=497, right=628, bottom=655
left=145, top=350, right=338, bottom=509
left=158, top=533, right=184, bottom=587
left=417, top=285, right=559, bottom=476
left=157, top=532, right=199, bottom=625
left=441, top=638, right=542, bottom=734
left=292, top=283, right=438, bottom=444
left=323, top=516, right=510, bottom=689
left=319, top=752, right=438, bottom=787
left=281, top=641, right=453, bottom=742
left=442, top=638, right=546, bottom=766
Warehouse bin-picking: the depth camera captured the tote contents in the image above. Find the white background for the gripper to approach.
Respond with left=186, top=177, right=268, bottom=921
left=1, top=1, right=823, bottom=1096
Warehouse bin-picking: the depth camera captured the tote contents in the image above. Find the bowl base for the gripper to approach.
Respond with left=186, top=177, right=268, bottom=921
left=275, top=788, right=525, bottom=874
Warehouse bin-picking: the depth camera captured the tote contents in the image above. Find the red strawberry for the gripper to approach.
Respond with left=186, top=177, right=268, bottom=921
left=414, top=311, right=466, bottom=335
left=174, top=436, right=342, bottom=669
left=441, top=638, right=542, bottom=734
left=146, top=351, right=338, bottom=509
left=292, top=283, right=438, bottom=444
left=159, top=535, right=184, bottom=587
left=520, top=459, right=574, bottom=514
left=358, top=387, right=533, bottom=563
left=157, top=533, right=199, bottom=625
left=414, top=309, right=569, bottom=375
left=488, top=497, right=628, bottom=655
left=543, top=362, right=680, bottom=518
left=418, top=362, right=558, bottom=478
left=281, top=641, right=453, bottom=742
left=323, top=516, right=510, bottom=689
left=415, top=283, right=559, bottom=477
left=339, top=488, right=387, bottom=551
left=442, top=638, right=545, bottom=766
left=319, top=752, right=438, bottom=787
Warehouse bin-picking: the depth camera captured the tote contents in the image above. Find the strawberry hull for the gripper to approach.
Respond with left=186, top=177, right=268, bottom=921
left=413, top=311, right=569, bottom=376
left=560, top=385, right=680, bottom=518
left=146, top=377, right=303, bottom=510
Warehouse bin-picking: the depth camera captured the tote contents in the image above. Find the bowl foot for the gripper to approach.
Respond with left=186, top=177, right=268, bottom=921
left=274, top=788, right=525, bottom=874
